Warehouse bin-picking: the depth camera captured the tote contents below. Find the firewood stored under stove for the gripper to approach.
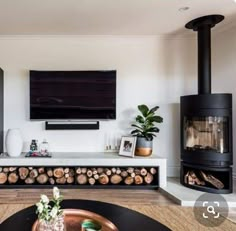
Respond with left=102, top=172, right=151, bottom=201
left=184, top=170, right=224, bottom=189
left=184, top=171, right=205, bottom=186
left=199, top=171, right=224, bottom=189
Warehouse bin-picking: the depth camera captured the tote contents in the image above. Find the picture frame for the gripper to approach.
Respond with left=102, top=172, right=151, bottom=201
left=119, top=136, right=137, bottom=158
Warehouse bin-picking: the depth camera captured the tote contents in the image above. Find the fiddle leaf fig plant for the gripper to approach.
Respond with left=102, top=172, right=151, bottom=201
left=131, top=104, right=163, bottom=141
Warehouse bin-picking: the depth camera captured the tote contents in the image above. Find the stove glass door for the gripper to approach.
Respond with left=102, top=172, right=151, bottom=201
left=184, top=116, right=229, bottom=153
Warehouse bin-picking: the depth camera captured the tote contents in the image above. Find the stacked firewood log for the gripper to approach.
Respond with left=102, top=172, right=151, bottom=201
left=0, top=167, right=75, bottom=185
left=0, top=166, right=157, bottom=186
left=76, top=167, right=157, bottom=185
left=184, top=170, right=224, bottom=189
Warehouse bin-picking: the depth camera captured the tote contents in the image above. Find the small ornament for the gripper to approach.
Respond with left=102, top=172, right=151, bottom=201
left=30, top=139, right=38, bottom=151
left=39, top=139, right=49, bottom=155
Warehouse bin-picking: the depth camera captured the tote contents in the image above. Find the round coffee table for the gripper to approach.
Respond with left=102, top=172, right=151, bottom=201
left=0, top=199, right=171, bottom=231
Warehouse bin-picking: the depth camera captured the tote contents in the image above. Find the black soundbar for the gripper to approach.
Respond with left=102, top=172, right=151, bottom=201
left=45, top=121, right=99, bottom=130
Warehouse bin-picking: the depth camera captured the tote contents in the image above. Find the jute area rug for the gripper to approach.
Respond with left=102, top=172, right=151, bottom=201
left=227, top=208, right=236, bottom=223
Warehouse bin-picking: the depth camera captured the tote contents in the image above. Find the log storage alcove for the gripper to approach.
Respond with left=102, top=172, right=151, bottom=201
left=0, top=153, right=167, bottom=189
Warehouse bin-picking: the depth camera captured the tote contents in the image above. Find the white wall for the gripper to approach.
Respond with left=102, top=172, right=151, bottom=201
left=0, top=36, right=196, bottom=176
left=212, top=27, right=236, bottom=179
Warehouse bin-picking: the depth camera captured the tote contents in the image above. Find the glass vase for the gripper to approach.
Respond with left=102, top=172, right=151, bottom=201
left=38, top=215, right=65, bottom=231
left=39, top=139, right=50, bottom=156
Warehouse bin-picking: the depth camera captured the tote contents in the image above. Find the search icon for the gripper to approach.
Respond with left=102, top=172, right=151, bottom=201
left=207, top=206, right=216, bottom=214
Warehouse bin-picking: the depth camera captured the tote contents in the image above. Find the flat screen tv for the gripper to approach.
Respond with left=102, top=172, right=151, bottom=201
left=30, top=70, right=116, bottom=120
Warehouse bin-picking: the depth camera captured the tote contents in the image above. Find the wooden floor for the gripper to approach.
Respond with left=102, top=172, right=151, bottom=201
left=0, top=189, right=235, bottom=231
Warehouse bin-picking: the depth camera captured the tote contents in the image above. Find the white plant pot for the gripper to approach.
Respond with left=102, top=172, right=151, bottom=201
left=5, top=129, right=23, bottom=157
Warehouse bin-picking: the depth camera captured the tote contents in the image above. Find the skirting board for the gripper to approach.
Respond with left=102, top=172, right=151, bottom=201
left=45, top=121, right=99, bottom=130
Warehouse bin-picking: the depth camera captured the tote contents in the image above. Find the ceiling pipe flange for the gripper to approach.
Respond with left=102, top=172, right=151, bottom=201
left=185, top=15, right=224, bottom=31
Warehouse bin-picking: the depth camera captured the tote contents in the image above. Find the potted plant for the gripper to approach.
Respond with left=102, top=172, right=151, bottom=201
left=35, top=187, right=64, bottom=231
left=131, top=104, right=163, bottom=156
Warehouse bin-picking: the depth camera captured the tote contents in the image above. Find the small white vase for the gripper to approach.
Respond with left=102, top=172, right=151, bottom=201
left=5, top=128, right=23, bottom=157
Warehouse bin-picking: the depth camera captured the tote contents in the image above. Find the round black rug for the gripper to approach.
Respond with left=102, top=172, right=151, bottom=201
left=0, top=199, right=171, bottom=231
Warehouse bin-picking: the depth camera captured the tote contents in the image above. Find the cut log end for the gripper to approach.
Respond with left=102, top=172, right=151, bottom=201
left=49, top=177, right=55, bottom=185
left=37, top=174, right=48, bottom=184
left=144, top=173, right=154, bottom=184
left=19, top=167, right=29, bottom=180
left=99, top=174, right=109, bottom=185
left=134, top=175, right=143, bottom=185
left=140, top=168, right=148, bottom=176
left=0, top=172, right=8, bottom=184
left=53, top=168, right=64, bottom=178
left=8, top=172, right=19, bottom=184
left=66, top=176, right=74, bottom=184
left=25, top=177, right=35, bottom=184
left=110, top=174, right=122, bottom=184
left=150, top=168, right=157, bottom=175
left=88, top=177, right=96, bottom=185
left=56, top=177, right=66, bottom=184
left=124, top=176, right=134, bottom=185
left=77, top=174, right=87, bottom=185
left=29, top=169, right=38, bottom=178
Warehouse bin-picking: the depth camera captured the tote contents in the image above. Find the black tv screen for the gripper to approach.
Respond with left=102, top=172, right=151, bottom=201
left=30, top=70, right=116, bottom=120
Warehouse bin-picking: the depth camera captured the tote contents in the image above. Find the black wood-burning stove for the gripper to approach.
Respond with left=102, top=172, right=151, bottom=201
left=180, top=15, right=233, bottom=194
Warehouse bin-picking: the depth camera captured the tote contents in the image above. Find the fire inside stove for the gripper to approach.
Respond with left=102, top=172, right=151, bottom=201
left=184, top=116, right=229, bottom=153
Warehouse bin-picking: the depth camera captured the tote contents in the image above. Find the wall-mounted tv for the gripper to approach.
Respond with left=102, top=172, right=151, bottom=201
left=30, top=70, right=116, bottom=120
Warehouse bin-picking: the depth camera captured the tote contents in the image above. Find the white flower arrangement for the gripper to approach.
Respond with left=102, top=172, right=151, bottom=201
left=36, top=187, right=63, bottom=222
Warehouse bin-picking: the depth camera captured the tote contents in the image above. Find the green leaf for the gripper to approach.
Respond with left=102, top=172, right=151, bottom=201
left=135, top=115, right=144, bottom=124
left=138, top=104, right=149, bottom=117
left=146, top=127, right=160, bottom=133
left=146, top=112, right=155, bottom=119
left=148, top=106, right=159, bottom=114
left=131, top=129, right=141, bottom=134
left=131, top=130, right=143, bottom=137
left=147, top=116, right=163, bottom=123
left=131, top=124, right=143, bottom=130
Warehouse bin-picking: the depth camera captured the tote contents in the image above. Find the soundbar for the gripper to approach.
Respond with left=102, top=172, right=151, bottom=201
left=45, top=121, right=99, bottom=130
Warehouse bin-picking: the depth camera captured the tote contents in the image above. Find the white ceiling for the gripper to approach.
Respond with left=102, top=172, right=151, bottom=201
left=0, top=0, right=236, bottom=35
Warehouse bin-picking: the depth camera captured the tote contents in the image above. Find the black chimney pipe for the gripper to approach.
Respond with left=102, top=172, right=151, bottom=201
left=185, top=15, right=224, bottom=94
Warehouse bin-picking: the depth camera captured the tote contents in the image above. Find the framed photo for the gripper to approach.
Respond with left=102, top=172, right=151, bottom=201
left=119, top=136, right=137, bottom=158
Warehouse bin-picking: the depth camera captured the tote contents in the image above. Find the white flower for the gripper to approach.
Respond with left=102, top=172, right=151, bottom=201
left=36, top=188, right=63, bottom=222
left=40, top=194, right=49, bottom=204
left=36, top=202, right=44, bottom=214
left=45, top=214, right=50, bottom=221
left=50, top=206, right=58, bottom=219
left=53, top=187, right=60, bottom=200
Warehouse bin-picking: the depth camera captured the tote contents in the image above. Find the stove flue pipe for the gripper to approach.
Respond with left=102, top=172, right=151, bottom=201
left=185, top=15, right=224, bottom=95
